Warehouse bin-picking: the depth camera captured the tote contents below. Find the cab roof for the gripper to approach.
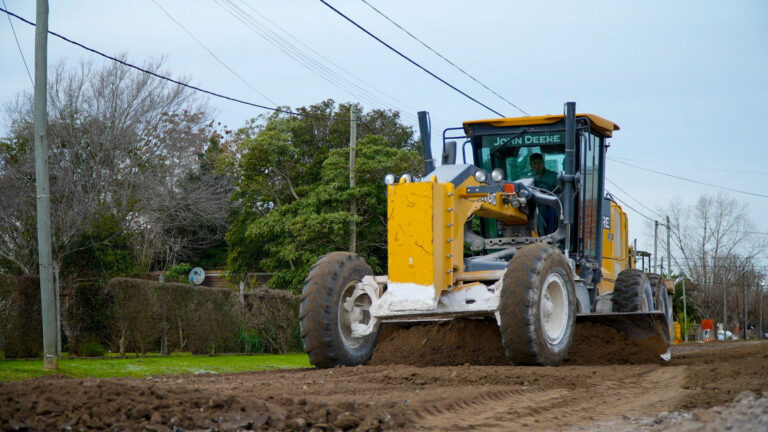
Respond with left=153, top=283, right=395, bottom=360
left=463, top=114, right=620, bottom=138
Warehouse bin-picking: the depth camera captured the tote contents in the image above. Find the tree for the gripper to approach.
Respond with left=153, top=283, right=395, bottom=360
left=662, top=192, right=766, bottom=326
left=0, top=57, right=233, bottom=277
left=226, top=100, right=421, bottom=291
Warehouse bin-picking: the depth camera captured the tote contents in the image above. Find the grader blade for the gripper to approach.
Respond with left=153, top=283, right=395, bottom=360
left=577, top=312, right=672, bottom=359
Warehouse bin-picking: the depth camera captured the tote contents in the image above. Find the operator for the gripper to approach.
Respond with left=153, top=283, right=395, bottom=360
left=529, top=152, right=558, bottom=192
left=528, top=152, right=558, bottom=234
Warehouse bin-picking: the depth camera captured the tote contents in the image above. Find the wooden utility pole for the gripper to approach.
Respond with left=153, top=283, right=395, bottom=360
left=682, top=275, right=687, bottom=342
left=666, top=216, right=671, bottom=277
left=348, top=106, right=357, bottom=254
left=34, top=0, right=57, bottom=370
left=653, top=220, right=658, bottom=274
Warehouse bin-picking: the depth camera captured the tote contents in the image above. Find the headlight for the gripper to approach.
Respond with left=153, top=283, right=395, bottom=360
left=384, top=174, right=396, bottom=185
left=474, top=169, right=488, bottom=183
left=400, top=173, right=414, bottom=183
left=491, top=168, right=505, bottom=182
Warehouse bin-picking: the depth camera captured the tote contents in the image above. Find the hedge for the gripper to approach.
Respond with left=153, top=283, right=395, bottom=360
left=0, top=275, right=43, bottom=358
left=0, top=275, right=301, bottom=358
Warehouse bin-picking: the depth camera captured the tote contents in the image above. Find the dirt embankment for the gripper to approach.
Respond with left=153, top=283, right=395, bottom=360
left=2, top=324, right=767, bottom=431
left=371, top=319, right=665, bottom=367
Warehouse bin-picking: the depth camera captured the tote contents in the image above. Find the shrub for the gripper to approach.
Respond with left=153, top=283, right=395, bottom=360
left=80, top=340, right=107, bottom=357
left=163, top=263, right=193, bottom=283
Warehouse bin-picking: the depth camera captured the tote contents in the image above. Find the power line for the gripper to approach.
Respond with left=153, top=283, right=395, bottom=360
left=606, top=190, right=656, bottom=222
left=609, top=158, right=768, bottom=199
left=150, top=0, right=278, bottom=106
left=233, top=0, right=425, bottom=122
left=2, top=0, right=32, bottom=86
left=317, top=0, right=506, bottom=118
left=0, top=6, right=354, bottom=123
left=606, top=177, right=665, bottom=219
left=358, top=0, right=528, bottom=116
left=610, top=155, right=768, bottom=176
left=213, top=0, right=424, bottom=130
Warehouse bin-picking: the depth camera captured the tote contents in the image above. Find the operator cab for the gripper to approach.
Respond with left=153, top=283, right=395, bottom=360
left=450, top=113, right=619, bottom=270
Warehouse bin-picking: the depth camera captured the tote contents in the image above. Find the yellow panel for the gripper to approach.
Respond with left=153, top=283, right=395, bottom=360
left=431, top=177, right=455, bottom=293
left=463, top=113, right=619, bottom=137
left=599, top=200, right=628, bottom=295
left=387, top=182, right=435, bottom=287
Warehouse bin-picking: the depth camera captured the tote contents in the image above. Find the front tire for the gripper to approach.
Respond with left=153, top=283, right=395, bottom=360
left=300, top=252, right=378, bottom=368
left=499, top=243, right=576, bottom=366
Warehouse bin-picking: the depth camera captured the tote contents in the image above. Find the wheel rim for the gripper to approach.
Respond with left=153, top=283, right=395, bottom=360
left=338, top=281, right=373, bottom=349
left=540, top=273, right=568, bottom=345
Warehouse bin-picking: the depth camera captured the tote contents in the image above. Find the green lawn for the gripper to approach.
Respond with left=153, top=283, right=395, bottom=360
left=0, top=353, right=311, bottom=381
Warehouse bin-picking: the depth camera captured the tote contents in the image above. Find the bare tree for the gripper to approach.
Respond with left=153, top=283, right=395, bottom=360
left=663, top=192, right=766, bottom=326
left=0, top=57, right=233, bottom=275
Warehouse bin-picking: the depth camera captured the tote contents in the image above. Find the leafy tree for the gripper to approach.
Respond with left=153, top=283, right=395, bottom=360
left=226, top=100, right=421, bottom=291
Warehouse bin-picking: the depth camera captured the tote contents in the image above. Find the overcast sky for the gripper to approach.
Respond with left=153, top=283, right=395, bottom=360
left=2, top=1, right=767, bottom=273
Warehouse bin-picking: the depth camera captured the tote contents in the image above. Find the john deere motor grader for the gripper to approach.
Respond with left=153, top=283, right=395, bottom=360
left=300, top=102, right=673, bottom=368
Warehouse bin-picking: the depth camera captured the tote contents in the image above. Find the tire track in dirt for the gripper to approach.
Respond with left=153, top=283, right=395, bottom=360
left=408, top=366, right=686, bottom=431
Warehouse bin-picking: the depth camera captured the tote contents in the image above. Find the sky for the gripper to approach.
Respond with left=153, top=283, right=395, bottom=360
left=1, top=0, right=767, bottom=273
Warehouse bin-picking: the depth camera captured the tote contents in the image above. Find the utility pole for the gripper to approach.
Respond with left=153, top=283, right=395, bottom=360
left=682, top=275, right=687, bottom=343
left=348, top=105, right=357, bottom=254
left=666, top=216, right=671, bottom=278
left=54, top=263, right=61, bottom=358
left=760, top=281, right=764, bottom=339
left=633, top=239, right=637, bottom=269
left=723, top=274, right=727, bottom=339
left=744, top=282, right=748, bottom=340
left=34, top=0, right=57, bottom=370
left=653, top=220, right=658, bottom=274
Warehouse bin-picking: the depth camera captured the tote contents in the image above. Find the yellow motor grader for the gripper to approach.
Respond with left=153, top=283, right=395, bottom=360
left=300, top=102, right=673, bottom=368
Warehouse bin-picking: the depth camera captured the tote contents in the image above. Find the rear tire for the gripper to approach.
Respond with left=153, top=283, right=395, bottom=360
left=612, top=269, right=653, bottom=312
left=648, top=273, right=673, bottom=341
left=300, top=252, right=378, bottom=368
left=499, top=243, right=576, bottom=366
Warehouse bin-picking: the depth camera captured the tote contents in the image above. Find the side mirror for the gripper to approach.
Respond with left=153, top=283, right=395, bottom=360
left=442, top=141, right=457, bottom=165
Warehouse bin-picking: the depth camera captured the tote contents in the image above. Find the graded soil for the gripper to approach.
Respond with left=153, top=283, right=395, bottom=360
left=2, top=337, right=767, bottom=431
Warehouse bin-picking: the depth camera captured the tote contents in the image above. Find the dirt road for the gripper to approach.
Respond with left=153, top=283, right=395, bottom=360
left=2, top=321, right=767, bottom=431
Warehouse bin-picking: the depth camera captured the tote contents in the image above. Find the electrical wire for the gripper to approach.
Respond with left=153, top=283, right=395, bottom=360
left=605, top=189, right=656, bottom=222
left=606, top=177, right=665, bottom=219
left=317, top=0, right=506, bottom=118
left=0, top=6, right=357, bottom=123
left=2, top=0, right=32, bottom=86
left=150, top=0, right=278, bottom=106
left=358, top=0, right=528, bottom=116
left=234, top=0, right=423, bottom=119
left=610, top=155, right=768, bottom=176
left=214, top=0, right=424, bottom=130
left=609, top=158, right=768, bottom=199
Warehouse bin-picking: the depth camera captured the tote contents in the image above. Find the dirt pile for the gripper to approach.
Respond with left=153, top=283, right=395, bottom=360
left=369, top=319, right=665, bottom=367
left=369, top=318, right=508, bottom=366
left=565, top=322, right=666, bottom=365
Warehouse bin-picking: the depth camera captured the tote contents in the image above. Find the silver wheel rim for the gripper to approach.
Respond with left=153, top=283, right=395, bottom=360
left=338, top=281, right=373, bottom=349
left=540, top=273, right=568, bottom=345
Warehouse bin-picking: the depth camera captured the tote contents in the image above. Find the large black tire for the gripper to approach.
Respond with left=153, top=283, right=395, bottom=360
left=499, top=243, right=576, bottom=366
left=612, top=269, right=654, bottom=312
left=648, top=273, right=673, bottom=339
left=300, top=252, right=377, bottom=368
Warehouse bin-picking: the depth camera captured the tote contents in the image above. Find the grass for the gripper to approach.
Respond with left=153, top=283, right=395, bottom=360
left=0, top=352, right=311, bottom=381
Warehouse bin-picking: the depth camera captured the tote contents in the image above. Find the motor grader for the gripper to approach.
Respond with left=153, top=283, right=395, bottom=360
left=300, top=102, right=673, bottom=368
